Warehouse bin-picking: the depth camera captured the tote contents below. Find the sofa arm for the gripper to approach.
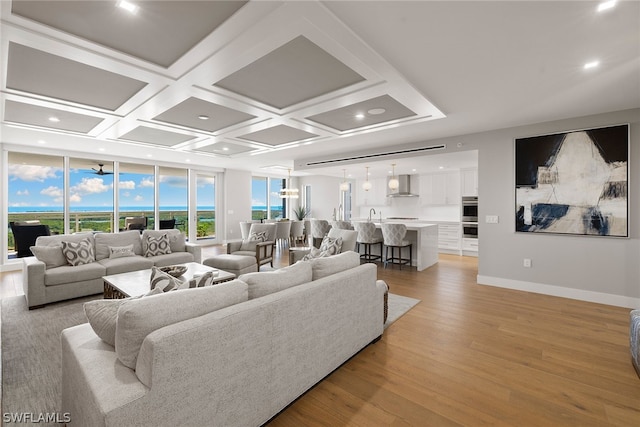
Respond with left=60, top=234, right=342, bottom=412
left=23, top=256, right=46, bottom=309
left=185, top=242, right=201, bottom=263
left=226, top=240, right=243, bottom=253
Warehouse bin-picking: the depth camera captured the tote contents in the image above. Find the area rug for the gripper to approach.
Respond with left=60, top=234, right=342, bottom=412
left=1, top=292, right=419, bottom=425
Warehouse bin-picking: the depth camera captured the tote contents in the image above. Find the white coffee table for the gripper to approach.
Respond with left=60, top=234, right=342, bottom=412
left=103, top=262, right=235, bottom=299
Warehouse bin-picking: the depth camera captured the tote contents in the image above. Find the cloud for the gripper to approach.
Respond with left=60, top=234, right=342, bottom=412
left=16, top=189, right=29, bottom=196
left=119, top=180, right=136, bottom=190
left=70, top=177, right=110, bottom=195
left=159, top=175, right=187, bottom=188
left=134, top=195, right=144, bottom=202
left=9, top=164, right=60, bottom=182
left=40, top=186, right=63, bottom=198
left=198, top=177, right=216, bottom=186
left=122, top=191, right=130, bottom=197
left=70, top=193, right=82, bottom=203
left=139, top=177, right=154, bottom=188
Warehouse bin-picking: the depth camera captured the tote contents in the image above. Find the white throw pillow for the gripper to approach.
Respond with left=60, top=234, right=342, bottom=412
left=115, top=280, right=249, bottom=369
left=109, top=244, right=135, bottom=259
left=238, top=261, right=312, bottom=299
left=29, top=245, right=67, bottom=269
left=83, top=287, right=163, bottom=347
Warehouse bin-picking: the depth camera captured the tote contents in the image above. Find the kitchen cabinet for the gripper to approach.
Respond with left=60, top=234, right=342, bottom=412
left=356, top=177, right=389, bottom=206
left=462, top=237, right=478, bottom=255
left=461, top=168, right=478, bottom=196
left=419, top=172, right=460, bottom=205
left=437, top=222, right=460, bottom=253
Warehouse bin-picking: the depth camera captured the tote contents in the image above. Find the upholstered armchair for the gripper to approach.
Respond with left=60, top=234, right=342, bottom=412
left=227, top=223, right=276, bottom=269
left=289, top=227, right=357, bottom=264
left=9, top=221, right=51, bottom=258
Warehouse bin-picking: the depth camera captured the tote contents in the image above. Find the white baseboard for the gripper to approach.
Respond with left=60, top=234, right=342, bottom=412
left=477, top=275, right=640, bottom=309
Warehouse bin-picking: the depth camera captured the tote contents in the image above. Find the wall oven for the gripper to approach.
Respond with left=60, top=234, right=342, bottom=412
left=463, top=223, right=478, bottom=239
left=462, top=196, right=478, bottom=222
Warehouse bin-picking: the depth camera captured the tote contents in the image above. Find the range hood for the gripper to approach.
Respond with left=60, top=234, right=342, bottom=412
left=387, top=175, right=419, bottom=197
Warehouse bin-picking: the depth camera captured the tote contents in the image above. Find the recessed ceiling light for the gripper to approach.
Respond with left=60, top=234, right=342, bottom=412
left=222, top=147, right=229, bottom=151
left=584, top=60, right=600, bottom=70
left=185, top=159, right=191, bottom=162
left=367, top=108, right=386, bottom=115
left=146, top=154, right=152, bottom=158
left=198, top=115, right=210, bottom=120
left=412, top=168, right=417, bottom=172
left=597, top=1, right=616, bottom=12
left=37, top=140, right=46, bottom=144
left=355, top=113, right=365, bottom=120
left=439, top=166, right=445, bottom=170
left=117, top=0, right=139, bottom=14
left=98, top=147, right=105, bottom=152
left=48, top=116, right=60, bottom=122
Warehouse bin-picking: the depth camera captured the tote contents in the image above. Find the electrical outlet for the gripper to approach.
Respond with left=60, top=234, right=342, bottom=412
left=523, top=258, right=532, bottom=268
left=486, top=215, right=499, bottom=224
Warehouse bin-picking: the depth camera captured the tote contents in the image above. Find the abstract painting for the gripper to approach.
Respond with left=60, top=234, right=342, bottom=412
left=515, top=124, right=629, bottom=237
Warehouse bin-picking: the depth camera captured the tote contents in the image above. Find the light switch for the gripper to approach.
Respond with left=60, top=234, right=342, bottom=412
left=486, top=215, right=499, bottom=224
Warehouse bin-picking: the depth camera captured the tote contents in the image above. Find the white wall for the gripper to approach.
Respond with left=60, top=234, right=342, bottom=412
left=223, top=169, right=252, bottom=242
left=297, top=175, right=343, bottom=220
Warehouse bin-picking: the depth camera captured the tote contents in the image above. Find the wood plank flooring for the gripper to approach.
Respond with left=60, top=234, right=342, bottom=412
left=1, top=248, right=638, bottom=426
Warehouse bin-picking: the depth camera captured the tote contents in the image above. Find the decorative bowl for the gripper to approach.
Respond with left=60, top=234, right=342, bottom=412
left=159, top=265, right=188, bottom=277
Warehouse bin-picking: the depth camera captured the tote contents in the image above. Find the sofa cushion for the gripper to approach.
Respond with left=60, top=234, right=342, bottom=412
left=83, top=287, right=163, bottom=346
left=98, top=256, right=154, bottom=275
left=95, top=231, right=143, bottom=260
left=44, top=262, right=106, bottom=286
left=115, top=280, right=249, bottom=369
left=308, top=251, right=361, bottom=281
left=238, top=261, right=312, bottom=299
left=36, top=232, right=95, bottom=248
left=142, top=229, right=185, bottom=253
left=144, top=234, right=172, bottom=257
left=29, top=244, right=67, bottom=269
left=61, top=238, right=95, bottom=266
left=149, top=266, right=181, bottom=292
left=147, top=251, right=194, bottom=267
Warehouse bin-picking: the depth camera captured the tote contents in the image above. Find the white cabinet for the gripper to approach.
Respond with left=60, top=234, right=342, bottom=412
left=356, top=177, right=389, bottom=206
left=462, top=237, right=478, bottom=255
left=461, top=168, right=478, bottom=197
left=437, top=223, right=460, bottom=252
left=420, top=172, right=460, bottom=205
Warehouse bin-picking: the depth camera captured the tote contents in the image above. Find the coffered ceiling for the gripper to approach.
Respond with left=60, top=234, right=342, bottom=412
left=1, top=0, right=638, bottom=179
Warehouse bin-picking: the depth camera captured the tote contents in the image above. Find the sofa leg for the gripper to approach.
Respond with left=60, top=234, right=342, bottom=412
left=28, top=304, right=45, bottom=310
left=370, top=335, right=383, bottom=344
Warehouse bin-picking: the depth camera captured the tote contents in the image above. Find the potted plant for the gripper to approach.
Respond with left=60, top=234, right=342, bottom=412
left=293, top=205, right=310, bottom=220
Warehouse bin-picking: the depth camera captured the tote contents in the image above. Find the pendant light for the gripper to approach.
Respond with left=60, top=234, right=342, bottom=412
left=388, top=163, right=399, bottom=190
left=339, top=169, right=349, bottom=191
left=279, top=169, right=299, bottom=199
left=362, top=166, right=372, bottom=191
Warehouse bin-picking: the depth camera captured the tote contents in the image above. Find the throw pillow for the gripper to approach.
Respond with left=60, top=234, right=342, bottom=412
left=301, top=247, right=322, bottom=261
left=182, top=271, right=216, bottom=289
left=109, top=244, right=135, bottom=259
left=29, top=245, right=67, bottom=269
left=61, top=238, right=95, bottom=266
left=83, top=287, right=163, bottom=347
left=116, top=280, right=249, bottom=369
left=145, top=234, right=172, bottom=257
left=149, top=266, right=180, bottom=292
left=319, top=235, right=343, bottom=256
left=238, top=261, right=312, bottom=299
left=239, top=230, right=269, bottom=251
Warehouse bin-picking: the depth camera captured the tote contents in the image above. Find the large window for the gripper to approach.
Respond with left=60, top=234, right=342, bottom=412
left=269, top=178, right=284, bottom=219
left=119, top=163, right=155, bottom=230
left=251, top=177, right=268, bottom=220
left=196, top=173, right=216, bottom=239
left=68, top=158, right=114, bottom=233
left=159, top=167, right=188, bottom=235
left=7, top=153, right=64, bottom=255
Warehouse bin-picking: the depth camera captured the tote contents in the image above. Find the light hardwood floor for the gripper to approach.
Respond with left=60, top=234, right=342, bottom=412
left=1, top=248, right=639, bottom=426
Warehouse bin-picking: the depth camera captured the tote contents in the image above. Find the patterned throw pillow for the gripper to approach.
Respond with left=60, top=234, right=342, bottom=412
left=319, top=236, right=343, bottom=256
left=179, top=271, right=217, bottom=289
left=239, top=230, right=269, bottom=251
left=149, top=266, right=180, bottom=292
left=109, top=244, right=135, bottom=259
left=61, top=238, right=95, bottom=266
left=145, top=234, right=172, bottom=257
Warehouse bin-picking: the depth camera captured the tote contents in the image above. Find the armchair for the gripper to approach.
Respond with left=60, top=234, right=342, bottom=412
left=227, top=223, right=276, bottom=269
left=9, top=221, right=51, bottom=258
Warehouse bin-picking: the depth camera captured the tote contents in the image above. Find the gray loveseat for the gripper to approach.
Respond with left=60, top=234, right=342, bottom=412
left=23, top=229, right=201, bottom=309
left=61, top=251, right=385, bottom=426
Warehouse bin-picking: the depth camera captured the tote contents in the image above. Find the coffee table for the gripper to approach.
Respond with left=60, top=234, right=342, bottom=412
left=103, top=262, right=235, bottom=299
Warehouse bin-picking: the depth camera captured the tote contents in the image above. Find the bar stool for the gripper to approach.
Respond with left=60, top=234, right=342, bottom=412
left=381, top=223, right=412, bottom=269
left=310, top=219, right=331, bottom=248
left=354, top=222, right=383, bottom=263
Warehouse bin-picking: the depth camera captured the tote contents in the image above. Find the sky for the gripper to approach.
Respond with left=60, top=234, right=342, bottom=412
left=8, top=164, right=215, bottom=211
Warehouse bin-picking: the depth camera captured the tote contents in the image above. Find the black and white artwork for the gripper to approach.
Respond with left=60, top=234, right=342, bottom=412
left=515, top=124, right=629, bottom=237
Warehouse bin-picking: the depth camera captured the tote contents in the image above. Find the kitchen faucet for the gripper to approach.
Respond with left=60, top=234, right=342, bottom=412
left=368, top=208, right=376, bottom=222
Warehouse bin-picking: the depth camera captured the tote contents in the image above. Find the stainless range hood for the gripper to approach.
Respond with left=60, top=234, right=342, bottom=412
left=387, top=175, right=419, bottom=197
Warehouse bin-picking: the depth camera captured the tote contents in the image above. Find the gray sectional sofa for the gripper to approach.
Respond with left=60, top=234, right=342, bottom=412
left=23, top=229, right=201, bottom=308
left=61, top=251, right=385, bottom=426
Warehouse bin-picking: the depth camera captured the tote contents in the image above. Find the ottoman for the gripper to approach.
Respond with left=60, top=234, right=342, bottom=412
left=631, top=309, right=640, bottom=378
left=203, top=254, right=258, bottom=277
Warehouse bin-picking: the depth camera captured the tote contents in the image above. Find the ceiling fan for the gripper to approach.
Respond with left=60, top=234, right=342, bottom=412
left=91, top=164, right=113, bottom=175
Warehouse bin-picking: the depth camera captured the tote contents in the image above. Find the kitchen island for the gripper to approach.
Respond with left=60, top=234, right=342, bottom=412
left=352, top=221, right=438, bottom=271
